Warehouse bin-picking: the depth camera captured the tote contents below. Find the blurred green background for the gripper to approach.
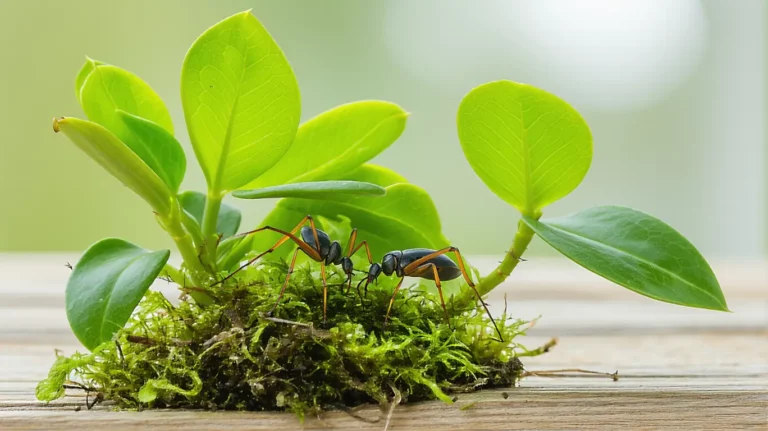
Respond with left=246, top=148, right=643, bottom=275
left=0, top=0, right=765, bottom=258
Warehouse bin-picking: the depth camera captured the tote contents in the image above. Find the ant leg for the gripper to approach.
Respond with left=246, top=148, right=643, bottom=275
left=384, top=277, right=406, bottom=327
left=347, top=229, right=374, bottom=264
left=420, top=263, right=450, bottom=325
left=344, top=228, right=374, bottom=294
left=216, top=217, right=322, bottom=285
left=402, top=247, right=503, bottom=341
left=269, top=248, right=301, bottom=316
left=320, top=262, right=329, bottom=323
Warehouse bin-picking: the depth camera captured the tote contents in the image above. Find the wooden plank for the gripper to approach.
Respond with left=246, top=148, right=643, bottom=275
left=0, top=256, right=765, bottom=429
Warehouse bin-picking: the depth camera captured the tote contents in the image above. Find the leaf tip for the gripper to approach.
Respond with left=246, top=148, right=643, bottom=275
left=52, top=117, right=62, bottom=133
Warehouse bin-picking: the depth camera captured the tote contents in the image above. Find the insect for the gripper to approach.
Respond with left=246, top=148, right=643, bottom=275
left=357, top=247, right=503, bottom=340
left=217, top=215, right=373, bottom=322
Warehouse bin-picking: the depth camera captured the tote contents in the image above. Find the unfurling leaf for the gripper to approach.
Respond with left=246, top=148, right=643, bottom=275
left=523, top=206, right=727, bottom=311
left=181, top=11, right=301, bottom=194
left=245, top=101, right=408, bottom=189
left=179, top=190, right=242, bottom=239
left=66, top=238, right=170, bottom=350
left=54, top=117, right=173, bottom=215
left=233, top=180, right=386, bottom=200
left=458, top=80, right=592, bottom=215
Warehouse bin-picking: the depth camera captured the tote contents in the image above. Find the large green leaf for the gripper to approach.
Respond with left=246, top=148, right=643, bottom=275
left=457, top=80, right=592, bottom=215
left=66, top=238, right=170, bottom=350
left=181, top=11, right=301, bottom=194
left=342, top=163, right=408, bottom=187
left=245, top=101, right=408, bottom=189
left=78, top=61, right=174, bottom=134
left=179, top=191, right=242, bottom=239
left=54, top=117, right=173, bottom=215
left=522, top=206, right=727, bottom=311
left=218, top=183, right=448, bottom=269
left=117, top=111, right=186, bottom=193
left=233, top=180, right=385, bottom=200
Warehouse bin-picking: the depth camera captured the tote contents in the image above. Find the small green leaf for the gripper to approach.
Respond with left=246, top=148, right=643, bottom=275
left=245, top=101, right=408, bottom=189
left=66, top=238, right=170, bottom=350
left=224, top=183, right=448, bottom=267
left=117, top=111, right=186, bottom=193
left=233, top=181, right=385, bottom=200
left=54, top=117, right=173, bottom=215
left=79, top=61, right=174, bottom=134
left=457, top=80, right=592, bottom=215
left=522, top=206, right=727, bottom=311
left=75, top=57, right=103, bottom=103
left=181, top=11, right=301, bottom=194
left=178, top=191, right=242, bottom=239
left=342, top=163, right=408, bottom=187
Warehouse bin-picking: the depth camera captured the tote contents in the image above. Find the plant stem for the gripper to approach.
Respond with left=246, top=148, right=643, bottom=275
left=475, top=219, right=535, bottom=297
left=200, top=192, right=223, bottom=267
left=456, top=218, right=536, bottom=308
left=158, top=205, right=214, bottom=306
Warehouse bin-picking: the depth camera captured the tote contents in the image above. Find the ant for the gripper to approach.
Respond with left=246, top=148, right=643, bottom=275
left=356, top=248, right=502, bottom=340
left=217, top=215, right=502, bottom=340
left=216, top=215, right=373, bottom=322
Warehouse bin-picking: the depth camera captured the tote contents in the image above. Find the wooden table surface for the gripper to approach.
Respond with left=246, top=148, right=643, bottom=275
left=0, top=254, right=766, bottom=430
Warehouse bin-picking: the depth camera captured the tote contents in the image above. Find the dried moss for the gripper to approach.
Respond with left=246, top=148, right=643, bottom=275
left=38, top=260, right=538, bottom=414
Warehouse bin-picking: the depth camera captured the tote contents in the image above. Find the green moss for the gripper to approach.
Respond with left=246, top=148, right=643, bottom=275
left=38, top=260, right=538, bottom=414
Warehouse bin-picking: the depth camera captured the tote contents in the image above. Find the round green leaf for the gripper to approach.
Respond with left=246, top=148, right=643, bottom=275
left=79, top=62, right=174, bottom=134
left=54, top=117, right=173, bottom=215
left=181, top=11, right=301, bottom=193
left=178, top=190, right=242, bottom=239
left=457, top=80, right=592, bottom=215
left=66, top=238, right=170, bottom=350
left=117, top=111, right=186, bottom=193
left=244, top=101, right=408, bottom=189
left=522, top=206, right=728, bottom=311
left=232, top=181, right=386, bottom=200
left=342, top=163, right=408, bottom=187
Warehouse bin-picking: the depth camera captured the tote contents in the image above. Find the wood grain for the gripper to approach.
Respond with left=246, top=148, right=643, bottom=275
left=0, top=255, right=766, bottom=430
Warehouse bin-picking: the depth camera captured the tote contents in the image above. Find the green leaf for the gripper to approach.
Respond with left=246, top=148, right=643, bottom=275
left=522, top=206, right=727, bottom=311
left=75, top=57, right=103, bottom=103
left=78, top=61, right=174, bottom=134
left=232, top=180, right=385, bottom=200
left=54, top=117, right=173, bottom=215
left=66, top=238, right=170, bottom=350
left=222, top=183, right=448, bottom=268
left=179, top=190, right=242, bottom=239
left=116, top=111, right=186, bottom=193
left=181, top=10, right=301, bottom=194
left=35, top=352, right=97, bottom=402
left=342, top=163, right=408, bottom=187
left=245, top=101, right=408, bottom=189
left=457, top=80, right=592, bottom=215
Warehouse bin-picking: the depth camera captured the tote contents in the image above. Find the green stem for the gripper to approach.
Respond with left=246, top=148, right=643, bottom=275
left=457, top=218, right=536, bottom=307
left=200, top=192, right=223, bottom=267
left=476, top=219, right=535, bottom=296
left=158, top=204, right=214, bottom=306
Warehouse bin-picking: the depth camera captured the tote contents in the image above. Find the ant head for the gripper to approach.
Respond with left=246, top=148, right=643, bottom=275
left=367, top=262, right=383, bottom=283
left=340, top=256, right=353, bottom=274
left=381, top=252, right=400, bottom=276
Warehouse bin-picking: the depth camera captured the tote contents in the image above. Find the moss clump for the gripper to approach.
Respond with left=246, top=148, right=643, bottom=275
left=37, top=260, right=537, bottom=415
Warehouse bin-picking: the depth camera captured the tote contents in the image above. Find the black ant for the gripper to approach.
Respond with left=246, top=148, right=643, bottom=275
left=217, top=215, right=502, bottom=340
left=216, top=215, right=373, bottom=321
left=356, top=247, right=502, bottom=340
